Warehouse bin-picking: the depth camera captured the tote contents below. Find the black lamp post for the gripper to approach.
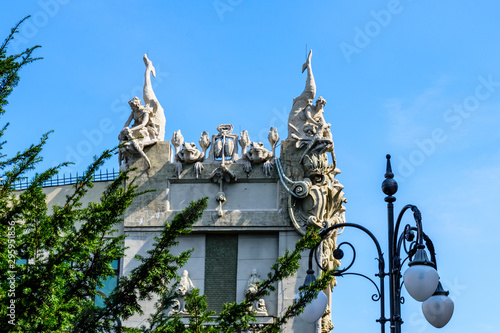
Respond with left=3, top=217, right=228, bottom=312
left=298, top=155, right=454, bottom=332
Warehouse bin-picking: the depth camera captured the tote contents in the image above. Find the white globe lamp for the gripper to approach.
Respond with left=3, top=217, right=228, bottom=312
left=296, top=269, right=328, bottom=323
left=296, top=289, right=328, bottom=323
left=422, top=282, right=454, bottom=328
left=403, top=248, right=439, bottom=302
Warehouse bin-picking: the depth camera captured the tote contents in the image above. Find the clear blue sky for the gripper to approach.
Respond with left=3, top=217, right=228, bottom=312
left=2, top=1, right=500, bottom=331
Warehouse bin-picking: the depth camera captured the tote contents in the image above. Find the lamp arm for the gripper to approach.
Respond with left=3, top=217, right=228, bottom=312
left=315, top=222, right=388, bottom=329
left=393, top=204, right=426, bottom=257
left=397, top=225, right=439, bottom=270
left=396, top=224, right=411, bottom=260
left=314, top=241, right=356, bottom=274
left=422, top=232, right=438, bottom=270
left=317, top=222, right=385, bottom=277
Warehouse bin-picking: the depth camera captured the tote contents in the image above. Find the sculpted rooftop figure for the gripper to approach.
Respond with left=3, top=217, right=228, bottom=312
left=287, top=50, right=332, bottom=145
left=278, top=50, right=345, bottom=331
left=118, top=97, right=156, bottom=169
left=118, top=55, right=166, bottom=170
left=143, top=54, right=166, bottom=142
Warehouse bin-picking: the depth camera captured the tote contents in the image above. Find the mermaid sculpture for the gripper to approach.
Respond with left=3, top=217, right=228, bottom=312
left=118, top=55, right=166, bottom=170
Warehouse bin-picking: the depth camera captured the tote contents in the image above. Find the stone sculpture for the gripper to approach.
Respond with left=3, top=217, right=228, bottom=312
left=169, top=124, right=279, bottom=215
left=172, top=270, right=195, bottom=314
left=206, top=124, right=239, bottom=164
left=118, top=55, right=166, bottom=170
left=172, top=130, right=207, bottom=178
left=277, top=50, right=346, bottom=332
left=118, top=97, right=155, bottom=170
left=143, top=54, right=166, bottom=142
left=244, top=269, right=268, bottom=316
left=238, top=127, right=279, bottom=177
left=210, top=165, right=237, bottom=217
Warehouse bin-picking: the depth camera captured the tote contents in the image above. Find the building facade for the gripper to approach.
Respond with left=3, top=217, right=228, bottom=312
left=31, top=50, right=346, bottom=332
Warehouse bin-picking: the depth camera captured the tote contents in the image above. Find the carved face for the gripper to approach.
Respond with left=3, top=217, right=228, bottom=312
left=183, top=142, right=198, bottom=153
left=128, top=97, right=141, bottom=109
left=316, top=96, right=326, bottom=108
left=178, top=142, right=203, bottom=163
left=246, top=142, right=271, bottom=163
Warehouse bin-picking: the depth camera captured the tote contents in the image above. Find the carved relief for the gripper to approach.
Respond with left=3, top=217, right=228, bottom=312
left=168, top=124, right=279, bottom=216
left=210, top=166, right=237, bottom=217
left=277, top=50, right=346, bottom=332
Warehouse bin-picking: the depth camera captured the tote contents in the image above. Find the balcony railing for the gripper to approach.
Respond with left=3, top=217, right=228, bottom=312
left=11, top=169, right=119, bottom=190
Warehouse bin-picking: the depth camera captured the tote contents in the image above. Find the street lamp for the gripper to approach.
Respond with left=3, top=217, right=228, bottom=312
left=298, top=154, right=454, bottom=332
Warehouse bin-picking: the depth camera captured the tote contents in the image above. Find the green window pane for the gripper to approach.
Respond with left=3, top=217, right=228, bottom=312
left=95, top=275, right=118, bottom=307
left=95, top=259, right=119, bottom=307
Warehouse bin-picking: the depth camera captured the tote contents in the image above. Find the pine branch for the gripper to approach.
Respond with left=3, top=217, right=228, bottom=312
left=215, top=229, right=322, bottom=332
left=72, top=197, right=208, bottom=332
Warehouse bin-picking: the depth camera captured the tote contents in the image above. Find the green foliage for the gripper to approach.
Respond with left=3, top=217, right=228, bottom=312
left=73, top=198, right=209, bottom=332
left=0, top=16, right=41, bottom=115
left=147, top=288, right=218, bottom=333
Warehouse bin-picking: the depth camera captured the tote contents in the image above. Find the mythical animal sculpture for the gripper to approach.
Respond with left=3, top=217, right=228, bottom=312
left=238, top=127, right=279, bottom=177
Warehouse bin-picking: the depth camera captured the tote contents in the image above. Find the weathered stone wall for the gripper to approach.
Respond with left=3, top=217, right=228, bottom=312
left=123, top=142, right=289, bottom=231
left=121, top=141, right=316, bottom=332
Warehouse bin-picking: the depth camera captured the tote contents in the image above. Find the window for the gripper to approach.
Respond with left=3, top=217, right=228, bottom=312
left=95, top=259, right=120, bottom=307
left=204, top=234, right=238, bottom=312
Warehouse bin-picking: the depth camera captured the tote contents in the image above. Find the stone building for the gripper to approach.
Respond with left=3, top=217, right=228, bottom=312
left=28, top=51, right=346, bottom=332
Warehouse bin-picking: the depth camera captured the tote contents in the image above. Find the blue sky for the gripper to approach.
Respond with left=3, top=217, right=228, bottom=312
left=2, top=1, right=500, bottom=331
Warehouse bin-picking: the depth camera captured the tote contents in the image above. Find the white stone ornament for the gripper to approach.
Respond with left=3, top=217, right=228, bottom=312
left=244, top=269, right=268, bottom=316
left=143, top=54, right=166, bottom=142
left=238, top=127, right=279, bottom=177
left=206, top=124, right=239, bottom=164
left=174, top=270, right=195, bottom=314
left=277, top=50, right=345, bottom=332
left=118, top=55, right=166, bottom=170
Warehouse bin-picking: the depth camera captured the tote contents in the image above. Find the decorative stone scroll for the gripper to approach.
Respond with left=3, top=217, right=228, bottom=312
left=118, top=55, right=166, bottom=170
left=277, top=50, right=346, bottom=332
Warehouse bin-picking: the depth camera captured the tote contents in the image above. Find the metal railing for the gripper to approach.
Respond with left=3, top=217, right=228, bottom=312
left=12, top=168, right=119, bottom=190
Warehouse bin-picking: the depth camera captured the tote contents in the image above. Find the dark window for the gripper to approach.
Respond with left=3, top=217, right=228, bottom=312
left=204, top=234, right=238, bottom=312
